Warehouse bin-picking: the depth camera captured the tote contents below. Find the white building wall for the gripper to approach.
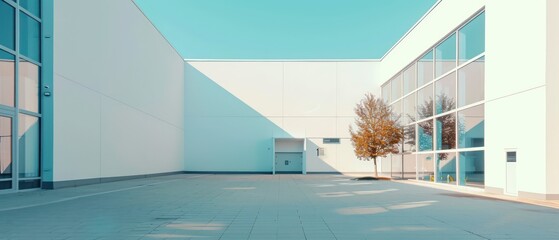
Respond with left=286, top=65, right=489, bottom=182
left=185, top=61, right=382, bottom=173
left=546, top=0, right=559, bottom=197
left=53, top=0, right=185, bottom=182
left=485, top=0, right=549, bottom=197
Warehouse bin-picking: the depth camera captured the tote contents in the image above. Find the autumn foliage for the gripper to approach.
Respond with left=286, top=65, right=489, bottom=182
left=349, top=93, right=403, bottom=177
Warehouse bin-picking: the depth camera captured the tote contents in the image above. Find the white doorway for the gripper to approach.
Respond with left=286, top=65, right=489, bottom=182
left=273, top=138, right=305, bottom=174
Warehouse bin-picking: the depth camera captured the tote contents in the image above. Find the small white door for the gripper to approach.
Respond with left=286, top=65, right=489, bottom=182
left=275, top=152, right=303, bottom=173
left=505, top=151, right=517, bottom=195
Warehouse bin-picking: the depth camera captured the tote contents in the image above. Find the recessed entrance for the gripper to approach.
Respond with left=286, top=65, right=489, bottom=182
left=273, top=138, right=305, bottom=174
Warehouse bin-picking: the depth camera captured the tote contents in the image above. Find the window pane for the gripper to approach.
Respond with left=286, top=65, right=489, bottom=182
left=380, top=156, right=391, bottom=177
left=436, top=152, right=456, bottom=184
left=436, top=113, right=456, bottom=150
left=417, top=51, right=433, bottom=87
left=20, top=0, right=41, bottom=18
left=403, top=92, right=416, bottom=124
left=459, top=13, right=485, bottom=65
left=417, top=153, right=434, bottom=181
left=435, top=72, right=456, bottom=115
left=458, top=104, right=484, bottom=148
left=403, top=125, right=415, bottom=153
left=392, top=100, right=402, bottom=125
left=0, top=117, right=12, bottom=179
left=403, top=154, right=416, bottom=179
left=458, top=57, right=484, bottom=107
left=19, top=59, right=39, bottom=113
left=0, top=50, right=15, bottom=107
left=418, top=120, right=433, bottom=151
left=0, top=1, right=15, bottom=50
left=459, top=151, right=484, bottom=187
left=382, top=82, right=391, bottom=103
left=403, top=64, right=416, bottom=95
left=391, top=154, right=402, bottom=179
left=417, top=84, right=433, bottom=119
left=391, top=74, right=402, bottom=101
left=435, top=34, right=456, bottom=78
left=18, top=114, right=39, bottom=178
left=20, top=13, right=41, bottom=62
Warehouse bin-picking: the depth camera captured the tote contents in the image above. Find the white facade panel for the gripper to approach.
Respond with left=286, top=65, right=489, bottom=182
left=283, top=62, right=337, bottom=117
left=53, top=76, right=101, bottom=181
left=485, top=0, right=547, bottom=101
left=187, top=62, right=284, bottom=117
left=485, top=88, right=547, bottom=194
left=53, top=0, right=185, bottom=182
left=336, top=62, right=379, bottom=116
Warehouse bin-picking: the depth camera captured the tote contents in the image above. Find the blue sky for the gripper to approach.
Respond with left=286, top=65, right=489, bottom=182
left=135, top=0, right=437, bottom=59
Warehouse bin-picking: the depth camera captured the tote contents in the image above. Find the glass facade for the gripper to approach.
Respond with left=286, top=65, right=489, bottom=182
left=382, top=11, right=485, bottom=188
left=435, top=33, right=456, bottom=78
left=0, top=0, right=43, bottom=191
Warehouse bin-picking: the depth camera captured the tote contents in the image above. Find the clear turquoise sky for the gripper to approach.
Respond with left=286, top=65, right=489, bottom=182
left=135, top=0, right=437, bottom=59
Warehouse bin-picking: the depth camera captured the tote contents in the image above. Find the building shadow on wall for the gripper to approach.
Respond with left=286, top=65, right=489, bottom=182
left=185, top=63, right=290, bottom=172
left=185, top=63, right=349, bottom=174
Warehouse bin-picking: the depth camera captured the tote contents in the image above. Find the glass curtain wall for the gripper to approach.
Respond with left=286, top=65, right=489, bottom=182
left=382, top=11, right=485, bottom=187
left=0, top=0, right=42, bottom=191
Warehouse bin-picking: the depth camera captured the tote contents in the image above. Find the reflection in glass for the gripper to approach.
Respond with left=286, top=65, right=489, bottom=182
left=436, top=152, right=456, bottom=184
left=417, top=84, right=433, bottom=120
left=0, top=1, right=15, bottom=50
left=458, top=58, right=484, bottom=107
left=458, top=105, right=484, bottom=148
left=0, top=50, right=15, bottom=107
left=435, top=33, right=456, bottom=78
left=403, top=154, right=416, bottom=179
left=0, top=117, right=12, bottom=179
left=392, top=100, right=402, bottom=125
left=19, top=60, right=39, bottom=113
left=20, top=13, right=41, bottom=62
left=459, top=151, right=484, bottom=187
left=417, top=153, right=434, bottom=181
left=417, top=51, right=433, bottom=88
left=418, top=120, right=433, bottom=151
left=403, top=125, right=415, bottom=153
left=403, top=64, right=416, bottom=95
left=436, top=113, right=456, bottom=150
left=459, top=13, right=485, bottom=65
left=20, top=0, right=41, bottom=18
left=18, top=114, right=39, bottom=178
left=403, top=93, right=416, bottom=125
left=391, top=154, right=402, bottom=179
left=435, top=72, right=456, bottom=115
left=391, top=74, right=402, bottom=102
left=380, top=156, right=391, bottom=177
left=382, top=83, right=391, bottom=103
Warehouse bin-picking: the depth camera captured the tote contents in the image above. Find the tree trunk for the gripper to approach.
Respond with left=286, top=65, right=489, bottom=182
left=373, top=157, right=378, bottom=178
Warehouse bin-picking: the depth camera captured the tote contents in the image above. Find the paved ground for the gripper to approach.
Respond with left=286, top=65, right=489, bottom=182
left=1, top=174, right=559, bottom=240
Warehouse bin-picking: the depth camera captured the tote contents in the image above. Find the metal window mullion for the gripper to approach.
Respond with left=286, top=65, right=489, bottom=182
left=19, top=109, right=41, bottom=117
left=13, top=1, right=19, bottom=191
left=454, top=30, right=460, bottom=186
left=19, top=55, right=42, bottom=67
left=0, top=44, right=17, bottom=56
left=19, top=7, right=41, bottom=23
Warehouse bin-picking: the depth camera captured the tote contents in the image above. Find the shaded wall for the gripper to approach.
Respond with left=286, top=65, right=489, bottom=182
left=52, top=0, right=185, bottom=183
left=185, top=61, right=383, bottom=173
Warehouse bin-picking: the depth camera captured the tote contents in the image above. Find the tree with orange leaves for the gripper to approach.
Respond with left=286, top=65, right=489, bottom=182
left=349, top=93, right=403, bottom=178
